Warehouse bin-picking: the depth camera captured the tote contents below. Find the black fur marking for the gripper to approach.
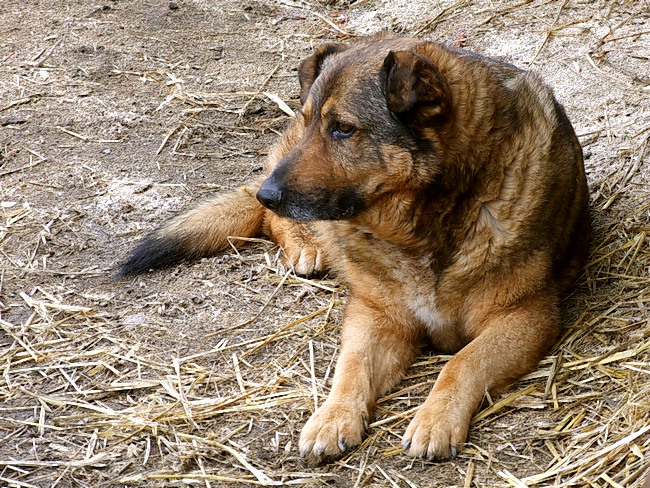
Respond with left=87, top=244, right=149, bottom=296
left=116, top=234, right=192, bottom=278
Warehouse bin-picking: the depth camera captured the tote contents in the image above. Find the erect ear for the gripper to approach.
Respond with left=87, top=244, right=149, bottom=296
left=298, top=43, right=348, bottom=104
left=383, top=50, right=451, bottom=124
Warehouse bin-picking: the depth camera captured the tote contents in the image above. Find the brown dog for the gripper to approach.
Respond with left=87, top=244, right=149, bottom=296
left=119, top=35, right=590, bottom=462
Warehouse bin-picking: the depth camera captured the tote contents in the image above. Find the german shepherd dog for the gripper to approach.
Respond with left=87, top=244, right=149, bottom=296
left=119, top=35, right=590, bottom=462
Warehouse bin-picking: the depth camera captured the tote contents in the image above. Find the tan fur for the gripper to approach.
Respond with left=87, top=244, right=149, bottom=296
left=121, top=35, right=590, bottom=462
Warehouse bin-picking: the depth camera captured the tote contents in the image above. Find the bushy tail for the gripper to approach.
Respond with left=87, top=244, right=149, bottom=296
left=117, top=186, right=264, bottom=277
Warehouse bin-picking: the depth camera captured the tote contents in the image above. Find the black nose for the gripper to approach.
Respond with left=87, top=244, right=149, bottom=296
left=256, top=184, right=283, bottom=211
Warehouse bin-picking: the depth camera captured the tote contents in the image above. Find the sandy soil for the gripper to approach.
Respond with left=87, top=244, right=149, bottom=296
left=1, top=0, right=649, bottom=486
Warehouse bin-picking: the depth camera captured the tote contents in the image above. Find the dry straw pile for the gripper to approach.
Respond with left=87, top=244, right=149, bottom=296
left=1, top=0, right=648, bottom=486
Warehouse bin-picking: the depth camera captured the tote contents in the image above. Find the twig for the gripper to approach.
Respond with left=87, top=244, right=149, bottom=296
left=239, top=64, right=280, bottom=119
left=414, top=0, right=471, bottom=36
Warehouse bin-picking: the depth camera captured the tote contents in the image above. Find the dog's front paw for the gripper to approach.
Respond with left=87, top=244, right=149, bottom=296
left=299, top=400, right=368, bottom=462
left=402, top=394, right=471, bottom=460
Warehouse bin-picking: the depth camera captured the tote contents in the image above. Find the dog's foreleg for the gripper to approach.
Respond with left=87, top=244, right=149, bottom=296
left=402, top=293, right=559, bottom=460
left=299, top=296, right=422, bottom=461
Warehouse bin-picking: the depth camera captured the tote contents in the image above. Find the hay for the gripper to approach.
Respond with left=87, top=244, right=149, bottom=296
left=1, top=0, right=649, bottom=486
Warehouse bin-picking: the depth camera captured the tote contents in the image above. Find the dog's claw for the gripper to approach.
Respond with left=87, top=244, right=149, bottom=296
left=299, top=444, right=312, bottom=459
left=450, top=446, right=458, bottom=458
left=362, top=414, right=369, bottom=431
left=338, top=440, right=347, bottom=453
left=402, top=439, right=411, bottom=452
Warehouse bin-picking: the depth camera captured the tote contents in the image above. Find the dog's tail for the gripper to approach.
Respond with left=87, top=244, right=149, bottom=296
left=117, top=186, right=264, bottom=277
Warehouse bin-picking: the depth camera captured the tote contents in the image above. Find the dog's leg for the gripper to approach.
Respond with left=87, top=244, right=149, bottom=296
left=263, top=212, right=325, bottom=276
left=299, top=297, right=422, bottom=461
left=402, top=293, right=559, bottom=460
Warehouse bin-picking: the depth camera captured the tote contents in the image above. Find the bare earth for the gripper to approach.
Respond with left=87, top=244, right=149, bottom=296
left=1, top=0, right=649, bottom=486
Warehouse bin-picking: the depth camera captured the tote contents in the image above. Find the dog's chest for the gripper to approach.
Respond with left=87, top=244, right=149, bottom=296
left=397, top=260, right=466, bottom=351
left=393, top=255, right=447, bottom=332
left=334, top=226, right=450, bottom=332
left=406, top=293, right=443, bottom=329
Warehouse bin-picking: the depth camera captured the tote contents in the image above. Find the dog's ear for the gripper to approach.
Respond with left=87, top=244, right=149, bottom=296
left=299, top=43, right=348, bottom=104
left=383, top=50, right=451, bottom=125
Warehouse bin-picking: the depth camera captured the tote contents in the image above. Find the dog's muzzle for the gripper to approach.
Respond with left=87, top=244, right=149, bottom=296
left=256, top=171, right=364, bottom=221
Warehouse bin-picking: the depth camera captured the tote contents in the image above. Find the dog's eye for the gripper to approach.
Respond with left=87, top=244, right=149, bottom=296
left=331, top=122, right=356, bottom=139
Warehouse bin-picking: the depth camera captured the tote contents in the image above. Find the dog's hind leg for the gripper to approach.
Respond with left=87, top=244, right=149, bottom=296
left=262, top=212, right=325, bottom=276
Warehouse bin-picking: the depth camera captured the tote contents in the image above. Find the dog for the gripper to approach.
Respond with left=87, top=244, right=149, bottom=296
left=119, top=34, right=590, bottom=462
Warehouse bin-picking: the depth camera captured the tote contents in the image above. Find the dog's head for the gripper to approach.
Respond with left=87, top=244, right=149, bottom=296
left=257, top=37, right=452, bottom=222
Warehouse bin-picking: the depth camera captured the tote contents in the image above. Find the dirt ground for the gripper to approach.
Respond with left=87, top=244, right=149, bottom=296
left=1, top=0, right=649, bottom=487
